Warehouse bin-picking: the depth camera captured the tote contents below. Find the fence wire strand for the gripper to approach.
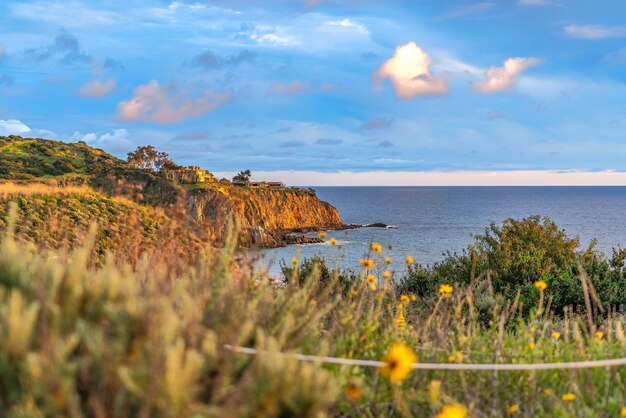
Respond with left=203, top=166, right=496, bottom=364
left=224, top=345, right=626, bottom=371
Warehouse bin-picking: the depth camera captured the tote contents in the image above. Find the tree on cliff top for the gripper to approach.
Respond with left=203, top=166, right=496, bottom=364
left=127, top=145, right=179, bottom=173
left=233, top=170, right=252, bottom=183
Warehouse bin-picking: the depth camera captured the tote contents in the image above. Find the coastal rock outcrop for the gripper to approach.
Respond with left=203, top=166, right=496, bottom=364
left=187, top=186, right=343, bottom=247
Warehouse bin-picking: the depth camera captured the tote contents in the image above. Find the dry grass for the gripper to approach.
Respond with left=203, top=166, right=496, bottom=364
left=0, top=182, right=93, bottom=199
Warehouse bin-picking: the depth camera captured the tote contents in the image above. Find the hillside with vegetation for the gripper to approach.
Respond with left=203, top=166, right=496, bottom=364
left=0, top=135, right=344, bottom=251
left=0, top=135, right=121, bottom=179
left=0, top=184, right=203, bottom=265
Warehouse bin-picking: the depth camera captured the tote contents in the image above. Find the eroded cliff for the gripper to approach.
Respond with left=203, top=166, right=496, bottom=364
left=188, top=185, right=342, bottom=247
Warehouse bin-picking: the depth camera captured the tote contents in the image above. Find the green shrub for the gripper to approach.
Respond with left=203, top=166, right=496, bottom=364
left=280, top=255, right=358, bottom=291
left=476, top=216, right=579, bottom=290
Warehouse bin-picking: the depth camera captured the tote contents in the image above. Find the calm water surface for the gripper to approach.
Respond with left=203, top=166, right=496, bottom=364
left=257, top=187, right=626, bottom=275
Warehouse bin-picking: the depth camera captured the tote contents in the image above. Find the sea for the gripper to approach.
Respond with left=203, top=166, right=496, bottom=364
left=255, top=187, right=626, bottom=276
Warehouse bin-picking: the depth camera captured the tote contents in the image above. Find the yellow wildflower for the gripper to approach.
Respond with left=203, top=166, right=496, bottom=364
left=411, top=295, right=417, bottom=302
left=435, top=403, right=468, bottom=418
left=359, top=259, right=375, bottom=269
left=400, top=294, right=410, bottom=303
left=561, top=393, right=576, bottom=402
left=428, top=379, right=442, bottom=404
left=465, top=295, right=472, bottom=304
left=291, top=257, right=298, bottom=266
left=595, top=331, right=604, bottom=340
left=380, top=343, right=417, bottom=383
left=439, top=284, right=453, bottom=298
left=383, top=271, right=391, bottom=280
left=620, top=406, right=626, bottom=417
left=344, top=381, right=361, bottom=402
left=385, top=256, right=392, bottom=264
left=543, top=389, right=553, bottom=396
left=329, top=237, right=337, bottom=245
left=551, top=331, right=561, bottom=340
left=508, top=404, right=519, bottom=414
left=448, top=351, right=463, bottom=363
left=528, top=341, right=535, bottom=350
left=406, top=255, right=414, bottom=265
left=396, top=304, right=406, bottom=329
left=370, top=242, right=382, bottom=253
left=534, top=280, right=548, bottom=291
left=318, top=231, right=327, bottom=239
left=366, top=274, right=376, bottom=291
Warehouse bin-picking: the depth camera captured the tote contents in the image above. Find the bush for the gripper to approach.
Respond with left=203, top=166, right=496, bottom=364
left=476, top=216, right=579, bottom=290
left=280, top=255, right=358, bottom=292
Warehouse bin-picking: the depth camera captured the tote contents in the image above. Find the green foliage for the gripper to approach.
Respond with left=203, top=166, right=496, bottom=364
left=398, top=250, right=475, bottom=297
left=476, top=216, right=579, bottom=291
left=126, top=145, right=179, bottom=173
left=90, top=167, right=186, bottom=208
left=398, top=216, right=626, bottom=318
left=280, top=255, right=358, bottom=291
left=0, top=136, right=121, bottom=179
left=233, top=169, right=252, bottom=183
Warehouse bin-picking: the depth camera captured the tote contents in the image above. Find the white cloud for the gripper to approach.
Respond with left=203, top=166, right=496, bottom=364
left=118, top=80, right=231, bottom=123
left=324, top=18, right=368, bottom=33
left=79, top=79, right=116, bottom=98
left=0, top=119, right=31, bottom=136
left=233, top=14, right=375, bottom=52
left=565, top=24, right=626, bottom=40
left=251, top=33, right=298, bottom=47
left=71, top=129, right=133, bottom=154
left=472, top=57, right=541, bottom=93
left=373, top=42, right=448, bottom=99
left=240, top=25, right=299, bottom=47
left=0, top=119, right=56, bottom=139
left=434, top=53, right=482, bottom=76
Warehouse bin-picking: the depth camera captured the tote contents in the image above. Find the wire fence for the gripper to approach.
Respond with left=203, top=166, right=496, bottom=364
left=224, top=345, right=626, bottom=371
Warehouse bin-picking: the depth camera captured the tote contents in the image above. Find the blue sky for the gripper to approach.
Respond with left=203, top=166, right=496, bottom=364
left=1, top=0, right=626, bottom=185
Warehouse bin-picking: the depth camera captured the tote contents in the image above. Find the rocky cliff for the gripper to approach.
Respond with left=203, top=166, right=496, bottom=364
left=188, top=186, right=343, bottom=247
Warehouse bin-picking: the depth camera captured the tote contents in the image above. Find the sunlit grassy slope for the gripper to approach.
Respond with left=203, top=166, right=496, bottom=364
left=0, top=185, right=202, bottom=265
left=0, top=135, right=121, bottom=179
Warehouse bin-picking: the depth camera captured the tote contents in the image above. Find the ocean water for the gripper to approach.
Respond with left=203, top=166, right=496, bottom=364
left=255, top=187, right=626, bottom=275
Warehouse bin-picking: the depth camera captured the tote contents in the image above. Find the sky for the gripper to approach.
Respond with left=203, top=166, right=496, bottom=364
left=1, top=0, right=626, bottom=185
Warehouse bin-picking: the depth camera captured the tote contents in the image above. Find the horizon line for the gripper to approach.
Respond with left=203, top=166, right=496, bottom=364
left=213, top=170, right=626, bottom=187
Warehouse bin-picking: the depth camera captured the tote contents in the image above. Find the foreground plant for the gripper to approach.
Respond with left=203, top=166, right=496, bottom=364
left=0, top=205, right=625, bottom=417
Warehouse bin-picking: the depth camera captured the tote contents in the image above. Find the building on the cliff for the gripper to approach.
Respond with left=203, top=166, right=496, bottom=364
left=173, top=166, right=216, bottom=184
